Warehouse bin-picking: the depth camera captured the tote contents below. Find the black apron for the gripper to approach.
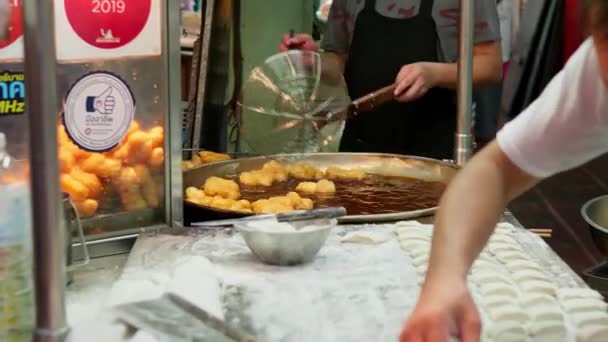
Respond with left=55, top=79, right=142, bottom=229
left=339, top=0, right=457, bottom=160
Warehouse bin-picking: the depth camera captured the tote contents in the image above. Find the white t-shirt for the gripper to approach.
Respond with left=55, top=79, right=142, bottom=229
left=497, top=38, right=608, bottom=178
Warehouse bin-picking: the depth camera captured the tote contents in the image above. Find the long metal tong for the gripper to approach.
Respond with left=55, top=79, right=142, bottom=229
left=191, top=207, right=347, bottom=228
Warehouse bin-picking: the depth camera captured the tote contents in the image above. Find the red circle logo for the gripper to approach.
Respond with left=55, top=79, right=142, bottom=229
left=0, top=0, right=23, bottom=50
left=64, top=0, right=152, bottom=49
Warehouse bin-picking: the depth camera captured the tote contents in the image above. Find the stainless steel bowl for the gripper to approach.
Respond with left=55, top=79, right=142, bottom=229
left=581, top=195, right=608, bottom=257
left=236, top=219, right=336, bottom=266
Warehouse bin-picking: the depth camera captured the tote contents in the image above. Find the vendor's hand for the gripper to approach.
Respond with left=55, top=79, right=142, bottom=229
left=280, top=33, right=318, bottom=52
left=400, top=278, right=481, bottom=342
left=394, top=62, right=439, bottom=103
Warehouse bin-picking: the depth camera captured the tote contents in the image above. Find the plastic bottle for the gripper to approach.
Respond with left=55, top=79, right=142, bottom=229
left=0, top=132, right=34, bottom=341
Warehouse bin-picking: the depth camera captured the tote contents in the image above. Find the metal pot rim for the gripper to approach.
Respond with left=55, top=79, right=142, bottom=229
left=581, top=195, right=608, bottom=234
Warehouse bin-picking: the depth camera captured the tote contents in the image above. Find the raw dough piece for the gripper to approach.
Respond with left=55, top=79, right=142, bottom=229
left=486, top=304, right=529, bottom=322
left=479, top=283, right=518, bottom=298
left=528, top=321, right=567, bottom=341
left=471, top=259, right=499, bottom=272
left=513, top=269, right=547, bottom=283
left=561, top=298, right=608, bottom=314
left=520, top=280, right=557, bottom=296
left=484, top=321, right=527, bottom=342
left=395, top=220, right=425, bottom=228
left=482, top=295, right=517, bottom=310
left=408, top=245, right=430, bottom=258
left=557, top=288, right=604, bottom=301
left=488, top=242, right=523, bottom=255
left=489, top=234, right=517, bottom=245
left=399, top=240, right=427, bottom=251
left=341, top=231, right=390, bottom=245
left=400, top=235, right=431, bottom=243
left=396, top=226, right=431, bottom=237
left=505, top=259, right=542, bottom=272
left=528, top=305, right=564, bottom=322
left=570, top=311, right=608, bottom=328
left=495, top=250, right=529, bottom=263
left=471, top=271, right=510, bottom=285
left=412, top=254, right=429, bottom=267
left=522, top=293, right=558, bottom=307
left=578, top=324, right=608, bottom=342
left=415, top=264, right=427, bottom=276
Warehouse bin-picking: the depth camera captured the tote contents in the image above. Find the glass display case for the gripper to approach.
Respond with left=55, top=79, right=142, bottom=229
left=1, top=1, right=182, bottom=257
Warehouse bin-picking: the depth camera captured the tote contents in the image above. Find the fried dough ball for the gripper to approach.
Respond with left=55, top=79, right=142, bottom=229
left=325, top=167, right=366, bottom=180
left=134, top=165, right=160, bottom=208
left=262, top=160, right=288, bottom=182
left=59, top=147, right=75, bottom=173
left=182, top=161, right=195, bottom=170
left=198, top=151, right=231, bottom=164
left=185, top=186, right=201, bottom=199
left=203, top=176, right=240, bottom=200
left=231, top=199, right=252, bottom=213
left=295, top=179, right=336, bottom=194
left=286, top=191, right=314, bottom=210
left=70, top=168, right=103, bottom=198
left=295, top=181, right=317, bottom=193
left=81, top=154, right=122, bottom=178
left=268, top=196, right=293, bottom=208
left=60, top=174, right=90, bottom=202
left=252, top=199, right=294, bottom=214
left=126, top=131, right=153, bottom=165
left=73, top=199, right=99, bottom=218
left=185, top=189, right=213, bottom=206
left=316, top=179, right=336, bottom=193
left=287, top=163, right=324, bottom=180
left=148, top=126, right=164, bottom=149
left=120, top=188, right=148, bottom=211
left=239, top=170, right=274, bottom=187
left=149, top=147, right=164, bottom=168
left=210, top=196, right=236, bottom=210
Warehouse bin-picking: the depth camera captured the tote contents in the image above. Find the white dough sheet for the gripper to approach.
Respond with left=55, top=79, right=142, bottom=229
left=105, top=226, right=419, bottom=342
left=395, top=220, right=608, bottom=342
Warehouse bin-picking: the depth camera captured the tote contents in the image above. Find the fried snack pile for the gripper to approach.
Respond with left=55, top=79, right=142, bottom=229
left=182, top=151, right=231, bottom=170
left=325, top=166, right=367, bottom=180
left=58, top=121, right=164, bottom=218
left=295, top=179, right=336, bottom=194
left=184, top=160, right=369, bottom=215
left=184, top=177, right=252, bottom=213
left=251, top=192, right=313, bottom=214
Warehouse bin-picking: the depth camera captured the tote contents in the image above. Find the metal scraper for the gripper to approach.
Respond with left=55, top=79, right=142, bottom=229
left=112, top=292, right=254, bottom=342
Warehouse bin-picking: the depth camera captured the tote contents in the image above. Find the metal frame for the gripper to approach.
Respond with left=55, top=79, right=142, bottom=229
left=22, top=0, right=68, bottom=340
left=454, top=0, right=475, bottom=165
left=165, top=0, right=184, bottom=226
left=192, top=0, right=216, bottom=148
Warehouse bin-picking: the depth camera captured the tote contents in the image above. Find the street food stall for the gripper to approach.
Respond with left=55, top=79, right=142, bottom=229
left=3, top=0, right=608, bottom=341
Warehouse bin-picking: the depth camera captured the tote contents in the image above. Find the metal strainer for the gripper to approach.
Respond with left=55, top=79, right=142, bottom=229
left=238, top=50, right=351, bottom=154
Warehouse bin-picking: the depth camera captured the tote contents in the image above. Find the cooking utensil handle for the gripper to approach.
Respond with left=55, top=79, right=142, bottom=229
left=350, top=84, right=397, bottom=117
left=66, top=199, right=90, bottom=272
left=276, top=207, right=347, bottom=222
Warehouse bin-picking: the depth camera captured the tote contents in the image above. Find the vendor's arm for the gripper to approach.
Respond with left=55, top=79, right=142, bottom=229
left=395, top=1, right=503, bottom=101
left=400, top=38, right=608, bottom=341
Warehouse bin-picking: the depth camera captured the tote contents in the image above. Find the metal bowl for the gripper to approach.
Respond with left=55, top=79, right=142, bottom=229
left=581, top=195, right=608, bottom=257
left=235, top=218, right=337, bottom=266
